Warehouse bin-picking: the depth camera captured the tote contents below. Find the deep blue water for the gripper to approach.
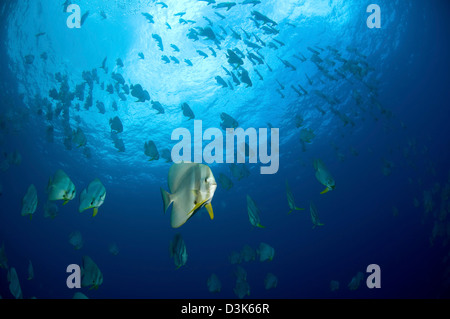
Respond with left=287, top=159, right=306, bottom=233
left=0, top=0, right=450, bottom=299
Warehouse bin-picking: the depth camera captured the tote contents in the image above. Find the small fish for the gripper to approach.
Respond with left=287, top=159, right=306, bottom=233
left=152, top=34, right=164, bottom=51
left=214, top=12, right=226, bottom=19
left=161, top=55, right=170, bottom=63
left=291, top=85, right=302, bottom=97
left=251, top=10, right=277, bottom=26
left=247, top=195, right=264, bottom=228
left=313, top=159, right=335, bottom=194
left=240, top=27, right=251, bottom=39
left=261, top=25, right=279, bottom=35
left=278, top=57, right=296, bottom=71
left=80, top=11, right=89, bottom=26
left=169, top=233, right=188, bottom=268
left=310, top=201, right=324, bottom=228
left=215, top=76, right=228, bottom=88
left=241, top=0, right=261, bottom=6
left=151, top=101, right=165, bottom=114
left=238, top=67, right=252, bottom=87
left=213, top=2, right=236, bottom=11
left=79, top=179, right=106, bottom=217
left=286, top=180, right=304, bottom=214
left=197, top=50, right=208, bottom=59
left=252, top=33, right=265, bottom=46
left=144, top=140, right=159, bottom=161
left=199, top=0, right=216, bottom=4
left=307, top=46, right=320, bottom=55
left=276, top=88, right=285, bottom=99
left=231, top=72, right=240, bottom=86
left=273, top=38, right=285, bottom=47
left=156, top=2, right=168, bottom=8
left=254, top=69, right=263, bottom=81
left=142, top=12, right=154, bottom=23
left=267, top=42, right=278, bottom=50
left=170, top=44, right=180, bottom=52
left=244, top=39, right=262, bottom=50
left=229, top=27, right=241, bottom=40
left=208, top=46, right=217, bottom=57
left=203, top=16, right=213, bottom=26
left=170, top=56, right=180, bottom=64
left=181, top=102, right=195, bottom=120
left=276, top=79, right=285, bottom=90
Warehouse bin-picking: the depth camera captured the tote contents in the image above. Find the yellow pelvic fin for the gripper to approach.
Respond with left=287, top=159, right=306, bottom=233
left=192, top=200, right=206, bottom=213
left=205, top=203, right=214, bottom=220
left=256, top=223, right=265, bottom=228
left=287, top=210, right=292, bottom=215
left=92, top=207, right=98, bottom=217
left=320, top=187, right=330, bottom=195
left=295, top=207, right=305, bottom=210
left=29, top=214, right=33, bottom=220
left=63, top=199, right=69, bottom=205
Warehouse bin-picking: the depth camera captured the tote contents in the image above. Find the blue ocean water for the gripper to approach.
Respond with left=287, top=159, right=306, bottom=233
left=0, top=0, right=450, bottom=299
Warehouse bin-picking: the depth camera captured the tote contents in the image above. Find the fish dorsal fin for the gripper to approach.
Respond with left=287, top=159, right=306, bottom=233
left=168, top=162, right=197, bottom=193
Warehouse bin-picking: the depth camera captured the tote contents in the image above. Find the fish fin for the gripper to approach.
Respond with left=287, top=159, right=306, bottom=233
left=295, top=207, right=305, bottom=210
left=160, top=188, right=173, bottom=213
left=256, top=223, right=265, bottom=228
left=29, top=214, right=32, bottom=220
left=205, top=203, right=214, bottom=220
left=287, top=209, right=292, bottom=215
left=63, top=199, right=69, bottom=205
left=320, top=187, right=330, bottom=194
left=92, top=207, right=98, bottom=217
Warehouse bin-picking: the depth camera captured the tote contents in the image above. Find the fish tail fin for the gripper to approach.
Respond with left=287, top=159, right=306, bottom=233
left=160, top=188, right=173, bottom=214
left=92, top=207, right=98, bottom=217
left=320, top=187, right=330, bottom=194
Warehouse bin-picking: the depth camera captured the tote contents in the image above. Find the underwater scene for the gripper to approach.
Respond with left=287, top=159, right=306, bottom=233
left=0, top=0, right=450, bottom=299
